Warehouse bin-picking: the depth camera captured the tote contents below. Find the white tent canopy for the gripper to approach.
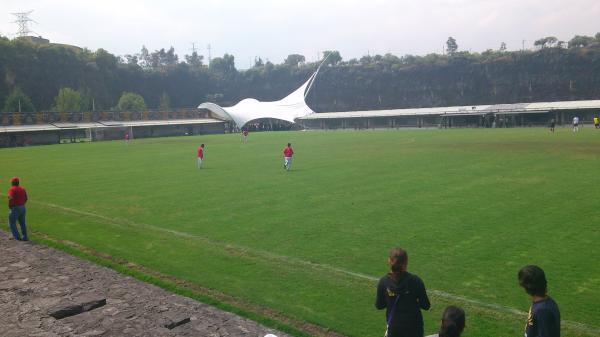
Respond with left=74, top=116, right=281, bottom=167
left=198, top=72, right=318, bottom=128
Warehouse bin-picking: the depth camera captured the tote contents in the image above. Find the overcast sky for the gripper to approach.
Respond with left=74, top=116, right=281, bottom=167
left=1, top=0, right=599, bottom=69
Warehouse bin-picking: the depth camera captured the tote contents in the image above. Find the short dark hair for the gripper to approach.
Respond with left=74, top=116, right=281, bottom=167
left=201, top=144, right=205, bottom=147
left=518, top=265, right=547, bottom=297
left=439, top=305, right=465, bottom=337
left=287, top=143, right=291, bottom=147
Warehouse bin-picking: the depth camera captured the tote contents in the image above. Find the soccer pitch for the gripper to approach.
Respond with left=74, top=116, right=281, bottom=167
left=1, top=128, right=599, bottom=337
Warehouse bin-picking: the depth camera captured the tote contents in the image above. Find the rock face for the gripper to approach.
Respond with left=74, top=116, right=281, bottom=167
left=49, top=299, right=107, bottom=319
left=0, top=232, right=290, bottom=337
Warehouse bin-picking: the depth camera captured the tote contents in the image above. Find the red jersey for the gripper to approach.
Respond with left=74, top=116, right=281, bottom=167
left=283, top=146, right=294, bottom=157
left=125, top=133, right=130, bottom=140
left=8, top=186, right=27, bottom=208
left=197, top=147, right=204, bottom=158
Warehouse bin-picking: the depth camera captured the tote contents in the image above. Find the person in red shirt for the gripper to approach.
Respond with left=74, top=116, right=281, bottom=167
left=283, top=143, right=294, bottom=171
left=7, top=177, right=28, bottom=241
left=125, top=132, right=130, bottom=143
left=197, top=144, right=205, bottom=169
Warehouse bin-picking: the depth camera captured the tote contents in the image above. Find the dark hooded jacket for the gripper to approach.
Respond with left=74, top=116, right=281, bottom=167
left=376, top=272, right=431, bottom=337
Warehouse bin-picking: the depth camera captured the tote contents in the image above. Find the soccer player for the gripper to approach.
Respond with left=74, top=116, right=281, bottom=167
left=242, top=130, right=249, bottom=143
left=283, top=143, right=294, bottom=171
left=376, top=248, right=430, bottom=337
left=549, top=119, right=555, bottom=133
left=572, top=116, right=579, bottom=132
left=426, top=306, right=466, bottom=337
left=197, top=144, right=205, bottom=169
left=125, top=132, right=130, bottom=143
left=518, top=265, right=560, bottom=337
left=7, top=177, right=28, bottom=241
left=594, top=116, right=599, bottom=129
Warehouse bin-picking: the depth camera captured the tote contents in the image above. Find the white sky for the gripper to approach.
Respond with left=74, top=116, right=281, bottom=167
left=1, top=0, right=599, bottom=69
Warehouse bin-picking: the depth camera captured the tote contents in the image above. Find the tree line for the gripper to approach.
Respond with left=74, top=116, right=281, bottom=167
left=1, top=33, right=600, bottom=113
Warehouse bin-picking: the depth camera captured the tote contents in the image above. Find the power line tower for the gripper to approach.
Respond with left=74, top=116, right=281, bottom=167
left=12, top=10, right=37, bottom=37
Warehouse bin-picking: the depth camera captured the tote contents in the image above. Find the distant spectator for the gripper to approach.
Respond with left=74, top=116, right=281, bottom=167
left=572, top=116, right=579, bottom=132
left=7, top=177, right=28, bottom=241
left=594, top=116, right=599, bottom=129
left=518, top=265, right=560, bottom=337
left=283, top=143, right=294, bottom=171
left=426, top=306, right=465, bottom=337
left=376, top=247, right=430, bottom=337
left=549, top=119, right=555, bottom=133
left=197, top=144, right=205, bottom=169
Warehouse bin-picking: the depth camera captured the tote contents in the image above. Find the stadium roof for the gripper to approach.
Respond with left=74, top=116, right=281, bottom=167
left=298, top=100, right=600, bottom=120
left=0, top=118, right=223, bottom=134
left=198, top=73, right=318, bottom=128
left=197, top=54, right=340, bottom=128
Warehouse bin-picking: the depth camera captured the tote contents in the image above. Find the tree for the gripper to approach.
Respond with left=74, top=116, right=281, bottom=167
left=117, top=92, right=147, bottom=112
left=124, top=54, right=139, bottom=66
left=159, top=91, right=170, bottom=110
left=253, top=57, right=264, bottom=68
left=209, top=54, right=236, bottom=76
left=184, top=51, right=204, bottom=69
left=499, top=42, right=507, bottom=52
left=53, top=87, right=84, bottom=112
left=446, top=37, right=458, bottom=55
left=3, top=87, right=35, bottom=112
left=284, top=54, right=305, bottom=67
left=164, top=47, right=178, bottom=66
left=139, top=45, right=151, bottom=69
left=94, top=48, right=119, bottom=69
left=322, top=50, right=342, bottom=66
left=534, top=36, right=558, bottom=49
left=568, top=35, right=594, bottom=48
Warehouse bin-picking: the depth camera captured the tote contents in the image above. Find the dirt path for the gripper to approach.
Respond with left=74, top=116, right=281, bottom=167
left=0, top=231, right=292, bottom=337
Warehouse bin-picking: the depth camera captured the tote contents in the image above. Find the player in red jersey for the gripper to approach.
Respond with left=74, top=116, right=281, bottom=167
left=197, top=144, right=205, bottom=169
left=283, top=143, right=294, bottom=171
left=7, top=177, right=28, bottom=241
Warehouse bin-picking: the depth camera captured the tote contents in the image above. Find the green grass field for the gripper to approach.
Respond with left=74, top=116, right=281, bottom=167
left=1, top=128, right=599, bottom=337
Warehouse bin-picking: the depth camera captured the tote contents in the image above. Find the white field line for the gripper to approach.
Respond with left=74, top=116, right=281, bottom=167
left=35, top=201, right=600, bottom=335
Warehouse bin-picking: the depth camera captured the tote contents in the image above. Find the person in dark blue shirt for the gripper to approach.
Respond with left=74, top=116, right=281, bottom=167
left=518, top=265, right=561, bottom=337
left=376, top=247, right=430, bottom=337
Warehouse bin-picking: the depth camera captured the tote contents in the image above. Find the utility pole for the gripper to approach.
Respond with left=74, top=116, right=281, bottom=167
left=522, top=39, right=526, bottom=52
left=190, top=42, right=197, bottom=54
left=207, top=44, right=212, bottom=65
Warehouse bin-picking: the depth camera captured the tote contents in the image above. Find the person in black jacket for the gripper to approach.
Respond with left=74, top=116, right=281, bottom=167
left=518, top=265, right=560, bottom=337
left=376, top=247, right=431, bottom=337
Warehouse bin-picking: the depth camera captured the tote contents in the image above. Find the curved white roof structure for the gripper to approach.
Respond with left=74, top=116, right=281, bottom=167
left=198, top=70, right=319, bottom=128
